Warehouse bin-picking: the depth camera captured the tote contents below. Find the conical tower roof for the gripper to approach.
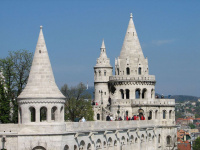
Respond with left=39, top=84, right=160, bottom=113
left=119, top=13, right=145, bottom=59
left=18, top=26, right=65, bottom=99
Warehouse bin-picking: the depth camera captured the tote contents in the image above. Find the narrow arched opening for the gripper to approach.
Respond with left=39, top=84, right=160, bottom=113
left=126, top=89, right=130, bottom=99
left=135, top=89, right=140, bottom=99
left=29, top=107, right=36, bottom=122
left=51, top=106, right=57, bottom=121
left=64, top=145, right=69, bottom=150
left=126, top=67, right=130, bottom=75
left=40, top=107, right=47, bottom=122
left=142, top=88, right=147, bottom=99
left=163, top=110, right=166, bottom=119
left=169, top=110, right=172, bottom=119
left=97, top=113, right=100, bottom=120
left=96, top=139, right=102, bottom=149
left=80, top=140, right=85, bottom=150
left=158, top=134, right=161, bottom=143
left=19, top=107, right=22, bottom=124
left=155, top=110, right=158, bottom=119
left=167, top=136, right=171, bottom=145
left=117, top=68, right=119, bottom=75
left=138, top=67, right=142, bottom=75
left=87, top=143, right=91, bottom=150
left=148, top=111, right=152, bottom=120
left=120, top=89, right=124, bottom=99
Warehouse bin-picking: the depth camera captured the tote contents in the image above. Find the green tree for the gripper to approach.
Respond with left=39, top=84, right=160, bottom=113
left=0, top=50, right=33, bottom=123
left=193, top=137, right=200, bottom=150
left=189, top=123, right=195, bottom=129
left=0, top=77, right=10, bottom=123
left=61, top=83, right=94, bottom=122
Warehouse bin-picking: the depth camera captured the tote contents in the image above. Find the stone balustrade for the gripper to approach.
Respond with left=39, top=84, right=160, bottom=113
left=109, top=75, right=156, bottom=82
left=111, top=99, right=175, bottom=106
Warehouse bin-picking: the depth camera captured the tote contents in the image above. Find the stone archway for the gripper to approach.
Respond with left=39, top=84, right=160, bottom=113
left=32, top=146, right=46, bottom=150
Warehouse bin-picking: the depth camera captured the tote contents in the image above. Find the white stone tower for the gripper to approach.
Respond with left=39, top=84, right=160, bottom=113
left=94, top=40, right=113, bottom=107
left=17, top=26, right=66, bottom=124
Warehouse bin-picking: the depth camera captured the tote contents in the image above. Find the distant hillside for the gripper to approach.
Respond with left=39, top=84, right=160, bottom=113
left=87, top=86, right=199, bottom=102
left=170, top=95, right=199, bottom=103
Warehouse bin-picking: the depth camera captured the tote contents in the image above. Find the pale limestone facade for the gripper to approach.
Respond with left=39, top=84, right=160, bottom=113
left=0, top=14, right=177, bottom=150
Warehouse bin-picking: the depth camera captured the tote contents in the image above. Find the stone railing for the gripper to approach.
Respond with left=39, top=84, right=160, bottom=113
left=109, top=75, right=156, bottom=82
left=65, top=120, right=158, bottom=132
left=111, top=99, right=175, bottom=106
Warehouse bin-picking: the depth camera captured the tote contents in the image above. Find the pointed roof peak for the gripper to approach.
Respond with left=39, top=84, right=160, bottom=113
left=101, top=39, right=105, bottom=49
left=18, top=27, right=65, bottom=99
left=130, top=13, right=133, bottom=18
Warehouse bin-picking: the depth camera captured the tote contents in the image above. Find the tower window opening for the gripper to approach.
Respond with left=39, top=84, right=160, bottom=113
left=148, top=111, right=152, bottom=120
left=169, top=110, right=172, bottom=119
left=120, top=89, right=124, bottom=99
left=126, top=89, right=130, bottom=99
left=167, top=136, right=171, bottom=145
left=40, top=107, right=47, bottom=122
left=158, top=134, right=161, bottom=143
left=163, top=110, right=166, bottom=119
left=126, top=67, right=130, bottom=75
left=104, top=71, right=106, bottom=76
left=135, top=89, right=140, bottom=99
left=51, top=106, right=57, bottom=121
left=97, top=113, right=100, bottom=120
left=99, top=71, right=101, bottom=76
left=39, top=50, right=41, bottom=53
left=29, top=107, right=36, bottom=122
left=138, top=67, right=142, bottom=75
left=117, top=68, right=119, bottom=75
left=155, top=110, right=158, bottom=119
left=19, top=107, right=22, bottom=124
left=142, top=88, right=147, bottom=99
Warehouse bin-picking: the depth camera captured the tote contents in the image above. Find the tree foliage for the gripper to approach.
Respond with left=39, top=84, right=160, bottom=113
left=61, top=83, right=94, bottom=122
left=0, top=50, right=33, bottom=123
left=193, top=137, right=200, bottom=150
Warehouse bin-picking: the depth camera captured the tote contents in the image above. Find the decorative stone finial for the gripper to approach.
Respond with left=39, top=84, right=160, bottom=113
left=40, top=25, right=43, bottom=29
left=130, top=13, right=133, bottom=18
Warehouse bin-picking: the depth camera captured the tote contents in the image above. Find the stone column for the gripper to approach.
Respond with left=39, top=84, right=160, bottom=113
left=36, top=106, right=40, bottom=123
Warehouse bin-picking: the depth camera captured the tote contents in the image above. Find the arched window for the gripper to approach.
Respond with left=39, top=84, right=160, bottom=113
left=64, top=145, right=69, bottom=150
left=95, top=71, right=97, bottom=77
left=149, top=133, right=151, bottom=141
left=169, top=110, right=172, bottom=119
left=40, top=107, right=47, bottom=122
left=117, top=68, right=119, bottom=75
left=126, top=111, right=128, bottom=117
left=103, top=141, right=106, bottom=148
left=142, top=88, right=147, bottom=99
left=138, top=67, right=142, bottom=75
left=121, top=136, right=125, bottom=145
left=126, top=89, right=130, bottom=99
left=99, top=70, right=101, bottom=76
left=104, top=70, right=106, bottom=76
left=155, top=110, right=158, bottom=119
left=33, top=146, right=46, bottom=150
left=120, top=89, right=124, bottom=99
left=51, top=106, right=57, bottom=121
left=167, top=136, right=171, bottom=145
left=126, top=67, right=130, bottom=75
left=135, top=89, right=140, bottom=99
left=29, top=107, right=36, bottom=122
left=148, top=111, right=152, bottom=120
left=158, top=134, right=161, bottom=143
left=97, top=113, right=100, bottom=120
left=163, top=110, right=166, bottom=119
left=130, top=135, right=134, bottom=143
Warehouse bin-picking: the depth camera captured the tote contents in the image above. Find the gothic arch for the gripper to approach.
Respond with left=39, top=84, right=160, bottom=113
left=135, top=88, right=141, bottom=99
left=40, top=106, right=47, bottom=122
left=32, top=146, right=46, bottom=150
left=142, top=88, right=147, bottom=99
left=51, top=106, right=57, bottom=121
left=29, top=106, right=36, bottom=122
left=96, top=139, right=102, bottom=149
left=125, top=89, right=130, bottom=99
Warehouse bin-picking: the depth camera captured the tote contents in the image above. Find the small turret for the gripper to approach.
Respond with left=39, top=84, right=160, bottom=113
left=94, top=39, right=112, bottom=107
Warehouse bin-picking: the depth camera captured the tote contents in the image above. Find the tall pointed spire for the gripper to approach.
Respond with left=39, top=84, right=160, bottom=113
left=119, top=13, right=144, bottom=59
left=95, top=39, right=111, bottom=67
left=18, top=26, right=65, bottom=99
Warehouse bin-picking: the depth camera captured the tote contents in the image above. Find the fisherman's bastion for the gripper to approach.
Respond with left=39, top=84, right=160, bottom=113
left=0, top=14, right=177, bottom=150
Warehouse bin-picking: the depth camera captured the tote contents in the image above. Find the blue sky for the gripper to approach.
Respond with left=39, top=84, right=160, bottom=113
left=0, top=1, right=200, bottom=96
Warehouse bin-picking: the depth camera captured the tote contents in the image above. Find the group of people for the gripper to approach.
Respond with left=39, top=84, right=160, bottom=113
left=106, top=114, right=145, bottom=121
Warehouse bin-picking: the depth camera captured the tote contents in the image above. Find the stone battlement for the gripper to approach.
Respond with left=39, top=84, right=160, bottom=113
left=109, top=75, right=156, bottom=82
